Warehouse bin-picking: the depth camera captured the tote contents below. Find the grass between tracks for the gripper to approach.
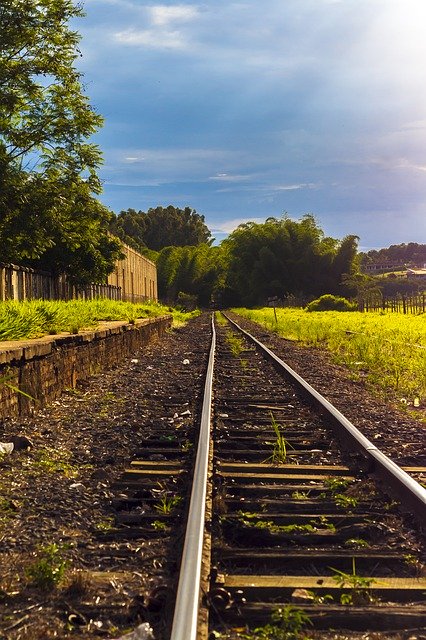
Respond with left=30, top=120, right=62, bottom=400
left=0, top=298, right=199, bottom=342
left=233, top=307, right=426, bottom=406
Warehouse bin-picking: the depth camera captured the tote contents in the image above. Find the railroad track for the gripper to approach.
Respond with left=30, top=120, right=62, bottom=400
left=110, top=313, right=426, bottom=639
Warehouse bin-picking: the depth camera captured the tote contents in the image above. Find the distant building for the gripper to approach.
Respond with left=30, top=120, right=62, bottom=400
left=361, top=261, right=405, bottom=273
left=406, top=268, right=426, bottom=279
left=107, top=242, right=158, bottom=302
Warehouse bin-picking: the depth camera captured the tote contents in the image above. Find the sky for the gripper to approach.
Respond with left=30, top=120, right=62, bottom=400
left=76, top=0, right=426, bottom=249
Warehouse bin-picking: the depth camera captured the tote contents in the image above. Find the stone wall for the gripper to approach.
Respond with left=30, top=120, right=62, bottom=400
left=0, top=315, right=171, bottom=419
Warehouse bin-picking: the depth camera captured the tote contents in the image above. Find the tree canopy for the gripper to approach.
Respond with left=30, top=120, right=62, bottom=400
left=156, top=243, right=226, bottom=307
left=0, top=0, right=122, bottom=282
left=360, top=242, right=426, bottom=267
left=153, top=215, right=359, bottom=308
left=110, top=206, right=212, bottom=251
left=222, top=215, right=358, bottom=306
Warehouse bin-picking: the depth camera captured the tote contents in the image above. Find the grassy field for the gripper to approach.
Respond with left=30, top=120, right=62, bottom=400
left=233, top=307, right=426, bottom=405
left=0, top=299, right=198, bottom=342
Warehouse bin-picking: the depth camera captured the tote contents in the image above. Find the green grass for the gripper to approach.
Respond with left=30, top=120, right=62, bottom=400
left=0, top=299, right=199, bottom=341
left=233, top=307, right=426, bottom=404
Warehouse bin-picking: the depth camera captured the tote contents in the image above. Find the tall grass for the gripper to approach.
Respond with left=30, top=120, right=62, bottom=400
left=0, top=299, right=198, bottom=342
left=234, top=307, right=426, bottom=403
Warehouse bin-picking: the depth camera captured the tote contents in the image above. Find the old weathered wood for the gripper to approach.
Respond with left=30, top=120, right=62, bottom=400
left=223, top=574, right=426, bottom=598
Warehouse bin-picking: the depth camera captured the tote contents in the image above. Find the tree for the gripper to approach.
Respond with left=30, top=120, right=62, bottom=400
left=0, top=0, right=102, bottom=174
left=223, top=215, right=358, bottom=306
left=156, top=244, right=226, bottom=306
left=110, top=205, right=212, bottom=251
left=0, top=0, right=122, bottom=282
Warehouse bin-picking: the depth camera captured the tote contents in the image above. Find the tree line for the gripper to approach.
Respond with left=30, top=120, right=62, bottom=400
left=360, top=243, right=426, bottom=267
left=110, top=209, right=359, bottom=307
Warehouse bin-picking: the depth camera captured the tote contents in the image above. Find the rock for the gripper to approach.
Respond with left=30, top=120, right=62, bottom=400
left=112, top=623, right=154, bottom=639
left=91, top=469, right=109, bottom=480
left=0, top=443, right=14, bottom=455
left=10, top=435, right=33, bottom=450
left=291, top=588, right=315, bottom=603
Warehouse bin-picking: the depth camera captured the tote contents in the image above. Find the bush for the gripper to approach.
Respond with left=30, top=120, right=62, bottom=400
left=305, top=294, right=357, bottom=312
left=176, top=292, right=198, bottom=311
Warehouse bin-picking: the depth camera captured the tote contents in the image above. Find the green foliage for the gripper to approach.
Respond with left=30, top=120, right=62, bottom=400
left=214, top=311, right=227, bottom=326
left=176, top=291, right=198, bottom=311
left=331, top=558, right=375, bottom=605
left=241, top=605, right=312, bottom=639
left=236, top=512, right=326, bottom=535
left=234, top=307, right=426, bottom=402
left=222, top=215, right=358, bottom=306
left=324, top=477, right=352, bottom=493
left=94, top=517, right=114, bottom=531
left=225, top=331, right=245, bottom=357
left=360, top=242, right=426, bottom=268
left=306, top=294, right=357, bottom=312
left=0, top=298, right=195, bottom=341
left=31, top=447, right=80, bottom=478
left=0, top=0, right=122, bottom=282
left=153, top=495, right=182, bottom=515
left=157, top=243, right=226, bottom=306
left=110, top=205, right=212, bottom=251
left=152, top=520, right=169, bottom=532
left=264, top=413, right=292, bottom=464
left=26, top=543, right=69, bottom=590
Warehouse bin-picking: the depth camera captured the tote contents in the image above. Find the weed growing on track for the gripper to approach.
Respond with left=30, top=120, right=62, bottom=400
left=26, top=543, right=69, bottom=591
left=330, top=558, right=376, bottom=604
left=30, top=447, right=82, bottom=478
left=153, top=494, right=182, bottom=515
left=234, top=307, right=426, bottom=404
left=231, top=605, right=312, bottom=640
left=264, top=413, right=292, bottom=464
left=226, top=331, right=245, bottom=357
left=215, top=311, right=227, bottom=326
left=235, top=512, right=334, bottom=535
left=0, top=299, right=198, bottom=341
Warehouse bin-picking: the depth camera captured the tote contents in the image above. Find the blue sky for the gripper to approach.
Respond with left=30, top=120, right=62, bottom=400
left=76, top=0, right=426, bottom=248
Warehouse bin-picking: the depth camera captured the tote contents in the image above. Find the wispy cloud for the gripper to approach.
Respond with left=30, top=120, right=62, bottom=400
left=209, top=173, right=255, bottom=182
left=113, top=3, right=199, bottom=50
left=272, top=183, right=319, bottom=191
left=210, top=217, right=267, bottom=233
left=114, top=28, right=185, bottom=49
left=149, top=5, right=199, bottom=26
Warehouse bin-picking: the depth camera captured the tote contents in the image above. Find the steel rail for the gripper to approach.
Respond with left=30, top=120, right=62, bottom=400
left=224, top=313, right=426, bottom=521
left=170, top=315, right=215, bottom=640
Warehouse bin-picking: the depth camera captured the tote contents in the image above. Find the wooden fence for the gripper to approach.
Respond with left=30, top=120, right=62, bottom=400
left=359, top=293, right=426, bottom=314
left=0, top=263, right=121, bottom=302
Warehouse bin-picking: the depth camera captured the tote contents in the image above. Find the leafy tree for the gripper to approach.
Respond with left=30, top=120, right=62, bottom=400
left=223, top=215, right=358, bottom=306
left=360, top=243, right=426, bottom=268
left=108, top=208, right=147, bottom=253
left=0, top=0, right=102, bottom=174
left=156, top=244, right=226, bottom=306
left=0, top=0, right=122, bottom=282
left=110, top=206, right=212, bottom=251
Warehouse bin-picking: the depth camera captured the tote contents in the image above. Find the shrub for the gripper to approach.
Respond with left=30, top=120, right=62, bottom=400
left=305, top=294, right=357, bottom=312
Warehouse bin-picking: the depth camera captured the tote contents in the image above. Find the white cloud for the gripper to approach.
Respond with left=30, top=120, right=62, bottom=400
left=210, top=217, right=267, bottom=233
left=114, top=28, right=185, bottom=49
left=149, top=5, right=199, bottom=26
left=272, top=183, right=318, bottom=191
left=209, top=173, right=254, bottom=182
